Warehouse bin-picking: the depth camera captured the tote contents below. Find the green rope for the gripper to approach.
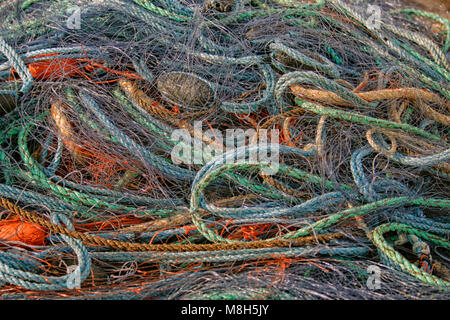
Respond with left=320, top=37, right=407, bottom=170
left=373, top=223, right=450, bottom=287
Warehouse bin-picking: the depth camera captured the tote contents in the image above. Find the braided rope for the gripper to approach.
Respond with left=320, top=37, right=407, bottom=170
left=372, top=223, right=450, bottom=287
left=0, top=197, right=345, bottom=252
left=0, top=37, right=33, bottom=94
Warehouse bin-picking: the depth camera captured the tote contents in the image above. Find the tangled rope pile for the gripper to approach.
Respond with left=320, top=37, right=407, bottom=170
left=0, top=0, right=448, bottom=299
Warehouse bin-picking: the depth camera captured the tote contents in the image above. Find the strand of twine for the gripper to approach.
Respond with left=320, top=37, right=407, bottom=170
left=290, top=85, right=450, bottom=126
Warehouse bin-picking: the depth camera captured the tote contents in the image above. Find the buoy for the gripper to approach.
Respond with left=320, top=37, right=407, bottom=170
left=0, top=217, right=47, bottom=246
left=27, top=58, right=79, bottom=80
left=157, top=72, right=215, bottom=109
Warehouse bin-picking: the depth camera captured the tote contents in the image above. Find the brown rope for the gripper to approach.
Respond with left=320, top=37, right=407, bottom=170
left=258, top=107, right=305, bottom=131
left=0, top=197, right=344, bottom=252
left=50, top=100, right=87, bottom=164
left=118, top=209, right=208, bottom=233
left=261, top=174, right=310, bottom=199
left=290, top=86, right=450, bottom=125
left=118, top=79, right=209, bottom=122
left=120, top=195, right=264, bottom=233
left=255, top=110, right=322, bottom=198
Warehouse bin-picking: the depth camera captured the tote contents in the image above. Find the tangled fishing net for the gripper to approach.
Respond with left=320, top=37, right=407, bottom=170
left=0, top=0, right=449, bottom=300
